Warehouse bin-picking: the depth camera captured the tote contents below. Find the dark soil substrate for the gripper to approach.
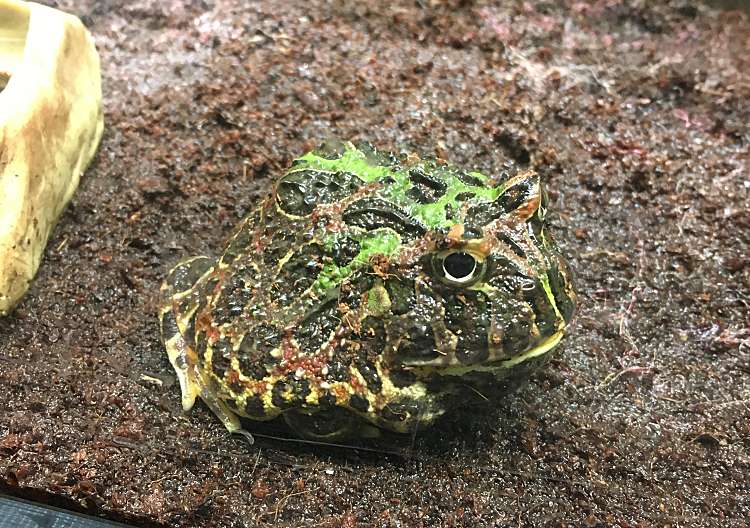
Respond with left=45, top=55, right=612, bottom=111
left=1, top=1, right=749, bottom=526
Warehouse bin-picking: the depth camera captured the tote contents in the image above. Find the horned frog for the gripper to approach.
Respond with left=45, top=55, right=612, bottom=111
left=159, top=141, right=576, bottom=443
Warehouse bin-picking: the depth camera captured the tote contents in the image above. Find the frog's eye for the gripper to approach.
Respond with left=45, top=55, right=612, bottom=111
left=438, top=251, right=485, bottom=286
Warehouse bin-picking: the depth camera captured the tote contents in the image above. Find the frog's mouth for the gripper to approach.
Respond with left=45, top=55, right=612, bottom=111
left=414, top=329, right=565, bottom=378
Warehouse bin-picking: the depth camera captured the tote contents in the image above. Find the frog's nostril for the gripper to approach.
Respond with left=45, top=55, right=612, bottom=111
left=443, top=252, right=476, bottom=282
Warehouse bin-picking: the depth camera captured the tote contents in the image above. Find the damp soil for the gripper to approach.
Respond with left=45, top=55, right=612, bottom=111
left=1, top=1, right=749, bottom=526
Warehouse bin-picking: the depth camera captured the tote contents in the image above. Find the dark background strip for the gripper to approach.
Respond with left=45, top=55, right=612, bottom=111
left=0, top=494, right=132, bottom=528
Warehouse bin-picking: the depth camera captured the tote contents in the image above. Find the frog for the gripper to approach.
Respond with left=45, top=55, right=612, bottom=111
left=158, top=141, right=576, bottom=443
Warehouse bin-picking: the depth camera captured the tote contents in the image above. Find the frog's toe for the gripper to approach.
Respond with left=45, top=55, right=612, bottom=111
left=198, top=386, right=255, bottom=445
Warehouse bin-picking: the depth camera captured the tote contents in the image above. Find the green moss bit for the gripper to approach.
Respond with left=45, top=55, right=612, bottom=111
left=310, top=228, right=401, bottom=296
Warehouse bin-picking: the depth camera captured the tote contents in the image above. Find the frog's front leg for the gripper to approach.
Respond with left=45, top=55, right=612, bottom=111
left=159, top=256, right=255, bottom=445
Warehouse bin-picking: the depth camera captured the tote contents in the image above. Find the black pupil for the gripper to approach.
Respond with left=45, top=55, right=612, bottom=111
left=443, top=252, right=476, bottom=279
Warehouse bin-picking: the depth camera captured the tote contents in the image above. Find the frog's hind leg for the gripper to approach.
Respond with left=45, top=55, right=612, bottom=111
left=162, top=320, right=255, bottom=445
left=159, top=305, right=202, bottom=411
left=159, top=256, right=254, bottom=444
left=159, top=256, right=213, bottom=411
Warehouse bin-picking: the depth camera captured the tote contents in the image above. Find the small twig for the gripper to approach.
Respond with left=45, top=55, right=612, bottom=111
left=273, top=488, right=317, bottom=523
left=248, top=448, right=262, bottom=481
left=598, top=365, right=652, bottom=389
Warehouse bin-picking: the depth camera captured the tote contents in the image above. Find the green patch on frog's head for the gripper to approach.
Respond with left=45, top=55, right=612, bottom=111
left=311, top=229, right=400, bottom=295
left=286, top=141, right=511, bottom=231
left=285, top=142, right=548, bottom=298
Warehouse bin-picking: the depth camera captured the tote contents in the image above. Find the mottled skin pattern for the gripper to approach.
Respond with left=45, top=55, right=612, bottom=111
left=159, top=142, right=576, bottom=442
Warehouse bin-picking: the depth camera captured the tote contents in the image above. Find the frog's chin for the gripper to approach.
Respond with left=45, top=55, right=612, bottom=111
left=415, top=329, right=565, bottom=379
